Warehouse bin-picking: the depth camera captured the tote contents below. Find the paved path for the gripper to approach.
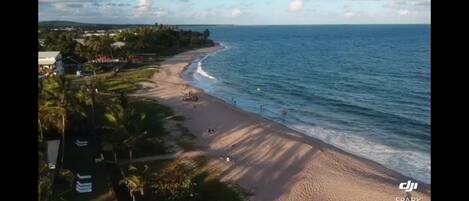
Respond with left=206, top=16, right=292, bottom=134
left=115, top=150, right=208, bottom=165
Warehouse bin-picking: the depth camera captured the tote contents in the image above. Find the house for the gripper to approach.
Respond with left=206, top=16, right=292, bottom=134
left=38, top=39, right=45, bottom=46
left=38, top=51, right=64, bottom=76
left=74, top=38, right=85, bottom=45
left=111, top=41, right=126, bottom=48
left=83, top=33, right=106, bottom=37
left=92, top=55, right=119, bottom=63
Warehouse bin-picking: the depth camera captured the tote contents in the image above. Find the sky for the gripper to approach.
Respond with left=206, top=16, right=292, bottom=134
left=38, top=0, right=430, bottom=25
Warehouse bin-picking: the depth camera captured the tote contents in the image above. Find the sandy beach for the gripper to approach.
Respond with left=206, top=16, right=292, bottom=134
left=134, top=45, right=431, bottom=201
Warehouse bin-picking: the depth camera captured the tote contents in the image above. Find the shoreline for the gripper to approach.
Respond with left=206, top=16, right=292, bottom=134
left=134, top=44, right=431, bottom=201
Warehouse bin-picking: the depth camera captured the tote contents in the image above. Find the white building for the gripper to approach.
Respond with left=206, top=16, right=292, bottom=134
left=38, top=51, right=64, bottom=76
left=111, top=41, right=126, bottom=48
left=83, top=33, right=106, bottom=37
left=74, top=38, right=85, bottom=45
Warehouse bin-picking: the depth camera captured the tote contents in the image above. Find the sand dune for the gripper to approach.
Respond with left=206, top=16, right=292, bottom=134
left=133, top=45, right=431, bottom=201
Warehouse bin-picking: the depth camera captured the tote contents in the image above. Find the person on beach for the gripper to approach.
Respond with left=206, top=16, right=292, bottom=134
left=206, top=128, right=215, bottom=134
left=260, top=104, right=266, bottom=112
left=281, top=108, right=288, bottom=120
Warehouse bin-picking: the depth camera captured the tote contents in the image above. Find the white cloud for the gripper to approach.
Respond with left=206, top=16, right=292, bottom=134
left=136, top=0, right=151, bottom=15
left=388, top=0, right=430, bottom=10
left=230, top=8, right=243, bottom=17
left=289, top=0, right=304, bottom=12
left=39, top=0, right=93, bottom=3
left=152, top=8, right=169, bottom=17
left=344, top=12, right=357, bottom=18
left=397, top=9, right=410, bottom=16
left=218, top=8, right=244, bottom=18
left=191, top=8, right=216, bottom=18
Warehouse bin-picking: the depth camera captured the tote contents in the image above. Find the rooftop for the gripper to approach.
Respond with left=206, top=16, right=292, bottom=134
left=39, top=51, right=60, bottom=59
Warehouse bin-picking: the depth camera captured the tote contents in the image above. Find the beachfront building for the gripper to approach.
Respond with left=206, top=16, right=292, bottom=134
left=92, top=55, right=119, bottom=63
left=83, top=33, right=106, bottom=37
left=74, top=38, right=85, bottom=45
left=38, top=39, right=45, bottom=46
left=111, top=41, right=126, bottom=48
left=38, top=51, right=64, bottom=77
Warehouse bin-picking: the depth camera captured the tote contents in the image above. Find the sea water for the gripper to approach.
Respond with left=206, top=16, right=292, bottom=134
left=182, top=25, right=430, bottom=184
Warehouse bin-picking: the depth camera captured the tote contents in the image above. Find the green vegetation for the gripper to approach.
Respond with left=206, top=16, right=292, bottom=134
left=39, top=22, right=214, bottom=75
left=69, top=65, right=157, bottom=93
left=39, top=21, right=152, bottom=31
left=39, top=22, right=244, bottom=201
left=120, top=157, right=247, bottom=201
left=99, top=67, right=158, bottom=93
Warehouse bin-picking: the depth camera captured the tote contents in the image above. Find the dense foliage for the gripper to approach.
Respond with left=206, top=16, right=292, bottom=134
left=39, top=23, right=214, bottom=66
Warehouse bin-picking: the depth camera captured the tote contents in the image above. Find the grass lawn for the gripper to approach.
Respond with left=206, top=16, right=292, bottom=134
left=69, top=65, right=159, bottom=94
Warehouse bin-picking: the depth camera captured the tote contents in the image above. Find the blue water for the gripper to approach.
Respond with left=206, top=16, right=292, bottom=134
left=182, top=25, right=430, bottom=184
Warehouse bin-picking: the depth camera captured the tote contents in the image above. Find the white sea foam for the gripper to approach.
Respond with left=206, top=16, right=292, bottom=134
left=290, top=124, right=431, bottom=184
left=192, top=43, right=229, bottom=81
left=195, top=55, right=216, bottom=80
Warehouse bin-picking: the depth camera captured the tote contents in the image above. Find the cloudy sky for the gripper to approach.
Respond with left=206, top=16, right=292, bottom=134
left=38, top=0, right=430, bottom=25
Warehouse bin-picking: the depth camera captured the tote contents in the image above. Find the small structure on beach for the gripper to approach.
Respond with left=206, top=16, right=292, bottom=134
left=182, top=91, right=199, bottom=102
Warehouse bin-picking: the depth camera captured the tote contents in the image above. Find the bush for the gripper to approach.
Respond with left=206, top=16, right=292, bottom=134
left=150, top=161, right=195, bottom=201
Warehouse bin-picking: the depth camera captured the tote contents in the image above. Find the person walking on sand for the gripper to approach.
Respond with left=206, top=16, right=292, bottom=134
left=260, top=104, right=266, bottom=112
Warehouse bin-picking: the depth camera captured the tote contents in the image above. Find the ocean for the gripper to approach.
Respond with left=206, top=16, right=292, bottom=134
left=182, top=25, right=430, bottom=184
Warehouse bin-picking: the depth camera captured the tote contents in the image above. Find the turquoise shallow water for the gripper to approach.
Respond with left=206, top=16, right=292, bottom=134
left=182, top=25, right=430, bottom=184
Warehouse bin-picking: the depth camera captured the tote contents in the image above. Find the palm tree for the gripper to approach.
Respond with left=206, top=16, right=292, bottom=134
left=120, top=165, right=150, bottom=201
left=104, top=94, right=145, bottom=162
left=102, top=98, right=127, bottom=163
left=123, top=136, right=137, bottom=162
left=40, top=75, right=82, bottom=168
left=38, top=151, right=52, bottom=201
left=203, top=29, right=210, bottom=40
left=84, top=63, right=102, bottom=76
left=76, top=78, right=100, bottom=135
left=101, top=133, right=121, bottom=163
left=38, top=99, right=64, bottom=139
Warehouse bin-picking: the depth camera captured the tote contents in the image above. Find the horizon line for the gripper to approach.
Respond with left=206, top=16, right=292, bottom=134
left=38, top=20, right=430, bottom=26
